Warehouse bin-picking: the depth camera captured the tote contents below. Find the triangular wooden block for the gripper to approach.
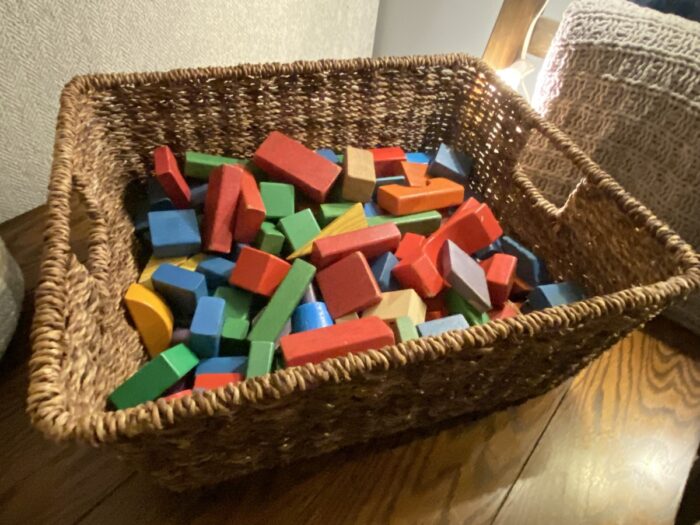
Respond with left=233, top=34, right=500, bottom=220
left=287, top=202, right=368, bottom=260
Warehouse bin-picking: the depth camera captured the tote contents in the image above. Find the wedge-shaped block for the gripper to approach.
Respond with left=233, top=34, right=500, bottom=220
left=362, top=289, right=427, bottom=326
left=152, top=264, right=208, bottom=323
left=278, top=209, right=321, bottom=252
left=316, top=252, right=382, bottom=318
left=196, top=257, right=235, bottom=291
left=194, top=373, right=244, bottom=390
left=148, top=209, right=201, bottom=258
left=371, top=146, right=406, bottom=177
left=203, top=164, right=243, bottom=253
left=234, top=169, right=266, bottom=243
left=527, top=282, right=586, bottom=310
left=500, top=236, right=551, bottom=287
left=153, top=145, right=191, bottom=209
left=479, top=253, right=517, bottom=307
left=124, top=283, right=174, bottom=358
left=230, top=246, right=291, bottom=297
left=288, top=203, right=367, bottom=260
left=417, top=314, right=469, bottom=338
left=428, top=143, right=472, bottom=182
left=196, top=356, right=247, bottom=375
left=317, top=202, right=355, bottom=226
left=246, top=341, right=276, bottom=378
left=311, top=223, right=401, bottom=268
left=292, top=302, right=333, bottom=333
left=342, top=146, right=376, bottom=202
left=184, top=151, right=247, bottom=179
left=260, top=182, right=295, bottom=221
left=441, top=240, right=491, bottom=312
left=190, top=297, right=226, bottom=358
left=400, top=161, right=430, bottom=187
left=370, top=251, right=400, bottom=292
left=377, top=177, right=464, bottom=216
left=367, top=211, right=442, bottom=235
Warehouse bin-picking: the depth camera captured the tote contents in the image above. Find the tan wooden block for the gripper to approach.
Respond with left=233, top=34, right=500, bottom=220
left=334, top=312, right=359, bottom=323
left=341, top=146, right=376, bottom=202
left=362, top=289, right=427, bottom=326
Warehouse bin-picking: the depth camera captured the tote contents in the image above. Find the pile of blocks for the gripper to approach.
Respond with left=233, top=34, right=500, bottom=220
left=109, top=132, right=586, bottom=409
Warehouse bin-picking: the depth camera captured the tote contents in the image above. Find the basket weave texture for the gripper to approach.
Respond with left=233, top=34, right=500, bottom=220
left=27, top=54, right=700, bottom=490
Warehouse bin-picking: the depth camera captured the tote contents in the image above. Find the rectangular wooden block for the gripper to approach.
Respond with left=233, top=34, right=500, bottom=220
left=367, top=210, right=442, bottom=235
left=362, top=289, right=427, bottom=325
left=194, top=373, right=244, bottom=391
left=316, top=252, right=382, bottom=318
left=311, top=223, right=401, bottom=268
left=196, top=257, right=235, bottom=291
left=255, top=221, right=285, bottom=255
left=230, top=246, right=291, bottom=297
left=427, top=143, right=472, bottom=182
left=445, top=288, right=490, bottom=325
left=184, top=151, right=247, bottom=179
left=280, top=316, right=395, bottom=367
left=417, top=314, right=469, bottom=338
left=278, top=208, right=321, bottom=252
left=405, top=152, right=431, bottom=164
left=342, top=146, right=376, bottom=202
left=247, top=259, right=316, bottom=343
left=372, top=175, right=408, bottom=200
left=152, top=263, right=208, bottom=323
left=220, top=317, right=250, bottom=355
left=377, top=177, right=464, bottom=216
left=234, top=169, right=266, bottom=244
left=527, top=282, right=586, bottom=310
left=253, top=131, right=341, bottom=202
left=153, top=145, right=191, bottom=208
left=213, top=286, right=252, bottom=320
left=334, top=312, right=359, bottom=323
left=395, top=232, right=426, bottom=260
left=441, top=240, right=492, bottom=312
left=190, top=297, right=226, bottom=358
left=138, top=255, right=188, bottom=290
left=147, top=177, right=175, bottom=211
left=259, top=182, right=295, bottom=220
left=315, top=148, right=340, bottom=164
left=203, top=165, right=243, bottom=253
left=392, top=251, right=444, bottom=298
left=317, top=202, right=355, bottom=226
left=190, top=182, right=208, bottom=209
left=488, top=301, right=521, bottom=320
left=500, top=235, right=551, bottom=286
left=196, top=356, right=247, bottom=375
left=246, top=341, right=275, bottom=378
left=392, top=315, right=419, bottom=342
left=479, top=253, right=517, bottom=307
left=363, top=202, right=383, bottom=217
left=371, top=146, right=406, bottom=177
left=148, top=209, right=201, bottom=258
left=370, top=251, right=400, bottom=292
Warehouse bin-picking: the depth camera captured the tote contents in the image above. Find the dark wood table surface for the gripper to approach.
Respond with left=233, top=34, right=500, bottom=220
left=1, top=204, right=699, bottom=525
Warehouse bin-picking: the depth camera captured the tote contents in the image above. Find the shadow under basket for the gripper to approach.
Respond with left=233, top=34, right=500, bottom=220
left=28, top=54, right=700, bottom=490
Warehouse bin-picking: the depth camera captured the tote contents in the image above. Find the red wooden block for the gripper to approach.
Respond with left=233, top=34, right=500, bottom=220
left=164, top=389, right=193, bottom=400
left=311, top=223, right=401, bottom=268
left=510, top=276, right=533, bottom=301
left=424, top=295, right=447, bottom=316
left=153, top=145, right=191, bottom=209
left=194, top=373, right=243, bottom=390
left=281, top=316, right=395, bottom=366
left=392, top=251, right=444, bottom=298
left=488, top=301, right=520, bottom=320
left=229, top=246, right=291, bottom=296
left=371, top=146, right=406, bottom=177
left=253, top=131, right=341, bottom=202
left=480, top=253, right=517, bottom=307
left=395, top=232, right=426, bottom=260
left=203, top=164, right=243, bottom=253
left=316, top=252, right=382, bottom=318
left=234, top=169, right=266, bottom=243
left=425, top=310, right=443, bottom=321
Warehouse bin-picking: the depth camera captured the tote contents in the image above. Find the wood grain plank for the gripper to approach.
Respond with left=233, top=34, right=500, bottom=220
left=493, top=330, right=700, bottom=525
left=527, top=16, right=559, bottom=59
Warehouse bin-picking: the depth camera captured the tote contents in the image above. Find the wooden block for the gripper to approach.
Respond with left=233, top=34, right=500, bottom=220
left=479, top=253, right=517, bottom=307
left=488, top=301, right=521, bottom=320
left=405, top=152, right=431, bottom=164
left=196, top=356, right=247, bottom=375
left=417, top=314, right=469, bottom=337
left=259, top=182, right=295, bottom=220
left=246, top=341, right=275, bottom=378
left=255, top=221, right=285, bottom=255
left=334, top=312, right=359, bottom=323
left=392, top=252, right=444, bottom=298
left=400, top=161, right=430, bottom=187
left=316, top=252, right=382, bottom=318
left=147, top=178, right=175, bottom=211
left=500, top=235, right=551, bottom=286
left=527, top=282, right=586, bottom=310
left=196, top=257, right=235, bottom=291
left=510, top=276, right=533, bottom=301
left=220, top=317, right=250, bottom=355
left=278, top=208, right=321, bottom=252
left=138, top=255, right=188, bottom=290
left=287, top=203, right=367, bottom=260
left=371, top=146, right=406, bottom=177
left=280, top=316, right=395, bottom=367
left=341, top=146, right=376, bottom=202
left=315, top=148, right=340, bottom=164
left=213, top=286, right=252, bottom=320
left=317, top=202, right=355, bottom=226
left=194, top=373, right=244, bottom=390
left=164, top=389, right=193, bottom=401
left=153, top=145, right=191, bottom=208
left=148, top=209, right=201, bottom=258
left=302, top=283, right=318, bottom=304
left=370, top=251, right=400, bottom=292
left=445, top=288, right=490, bottom=325
left=377, top=177, right=464, bottom=216
left=441, top=240, right=492, bottom=312
left=190, top=183, right=208, bottom=209
left=367, top=210, right=442, bottom=235
left=362, top=289, right=427, bottom=325
left=247, top=259, right=316, bottom=343
left=372, top=175, right=408, bottom=201
left=425, top=310, right=443, bottom=321
left=203, top=164, right=243, bottom=253
left=474, top=238, right=503, bottom=261
left=311, top=223, right=401, bottom=268
left=108, top=343, right=199, bottom=409
left=291, top=301, right=333, bottom=332
left=253, top=131, right=341, bottom=202
left=152, top=263, right=208, bottom=323
left=392, top=315, right=419, bottom=342
left=184, top=151, right=247, bottom=179
left=427, top=143, right=472, bottom=182
left=233, top=169, right=266, bottom=244
left=229, top=246, right=291, bottom=297
left=395, top=232, right=426, bottom=260
left=189, top=297, right=226, bottom=358
left=124, top=283, right=174, bottom=358
left=363, top=202, right=383, bottom=217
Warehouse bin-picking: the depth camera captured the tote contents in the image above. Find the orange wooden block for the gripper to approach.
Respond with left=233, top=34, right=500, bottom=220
left=488, top=301, right=520, bottom=320
left=153, top=145, right=191, bottom=209
left=194, top=373, right=243, bottom=390
left=480, top=253, right=517, bottom=307
left=229, top=246, right=291, bottom=296
left=371, top=146, right=406, bottom=177
left=234, top=169, right=266, bottom=243
left=164, top=389, right=193, bottom=400
left=311, top=223, right=401, bottom=268
left=203, top=164, right=243, bottom=253
left=395, top=232, right=426, bottom=260
left=377, top=177, right=464, bottom=216
left=400, top=161, right=430, bottom=187
left=510, top=276, right=533, bottom=301
left=392, top=251, right=444, bottom=298
left=316, top=252, right=382, bottom=318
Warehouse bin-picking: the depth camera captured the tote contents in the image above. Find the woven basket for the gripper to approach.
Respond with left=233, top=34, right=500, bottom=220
left=28, top=54, right=700, bottom=490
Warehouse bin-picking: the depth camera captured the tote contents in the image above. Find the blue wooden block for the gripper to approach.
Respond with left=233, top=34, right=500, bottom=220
left=417, top=314, right=469, bottom=337
left=373, top=175, right=408, bottom=200
left=428, top=143, right=472, bottom=182
left=196, top=257, right=235, bottom=291
left=474, top=238, right=503, bottom=261
left=363, top=202, right=383, bottom=217
left=195, top=356, right=247, bottom=375
left=292, top=301, right=333, bottom=333
left=500, top=236, right=551, bottom=286
left=148, top=209, right=202, bottom=258
left=406, top=151, right=431, bottom=164
left=190, top=182, right=208, bottom=209
left=370, top=251, right=400, bottom=292
left=190, top=297, right=226, bottom=358
left=316, top=148, right=340, bottom=164
left=147, top=178, right=175, bottom=211
left=152, top=263, right=208, bottom=323
left=527, top=282, right=586, bottom=310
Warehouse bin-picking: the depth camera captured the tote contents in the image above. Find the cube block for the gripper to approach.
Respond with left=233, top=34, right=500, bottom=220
left=316, top=252, right=382, bottom=318
left=230, top=246, right=291, bottom=297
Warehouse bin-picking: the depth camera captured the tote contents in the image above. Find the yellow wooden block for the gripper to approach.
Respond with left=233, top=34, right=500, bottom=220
left=138, top=255, right=188, bottom=290
left=287, top=202, right=368, bottom=260
left=125, top=283, right=174, bottom=358
left=362, top=289, right=427, bottom=326
left=334, top=312, right=359, bottom=323
left=179, top=253, right=208, bottom=271
left=341, top=146, right=376, bottom=202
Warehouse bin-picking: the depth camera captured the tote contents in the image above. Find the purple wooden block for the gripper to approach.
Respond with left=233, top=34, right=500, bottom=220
left=441, top=240, right=491, bottom=312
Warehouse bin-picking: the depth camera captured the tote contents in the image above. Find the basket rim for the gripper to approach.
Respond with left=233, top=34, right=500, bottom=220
left=28, top=53, right=700, bottom=445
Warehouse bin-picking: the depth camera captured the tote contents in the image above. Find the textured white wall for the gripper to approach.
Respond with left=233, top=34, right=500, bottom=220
left=0, top=0, right=379, bottom=221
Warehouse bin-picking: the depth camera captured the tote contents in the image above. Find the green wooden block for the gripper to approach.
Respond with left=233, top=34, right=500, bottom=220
left=184, top=151, right=247, bottom=179
left=108, top=344, right=198, bottom=409
left=246, top=341, right=275, bottom=378
left=367, top=211, right=442, bottom=235
left=394, top=315, right=419, bottom=342
left=214, top=286, right=252, bottom=320
left=445, top=288, right=490, bottom=325
left=255, top=221, right=285, bottom=255
left=277, top=209, right=321, bottom=251
left=317, top=202, right=355, bottom=226
left=260, top=182, right=295, bottom=220
left=220, top=317, right=251, bottom=355
left=247, top=259, right=316, bottom=343
left=336, top=154, right=344, bottom=164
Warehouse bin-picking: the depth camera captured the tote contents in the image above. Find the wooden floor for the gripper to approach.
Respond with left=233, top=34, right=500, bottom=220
left=1, top=204, right=699, bottom=525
